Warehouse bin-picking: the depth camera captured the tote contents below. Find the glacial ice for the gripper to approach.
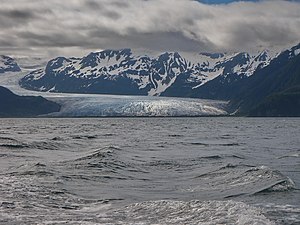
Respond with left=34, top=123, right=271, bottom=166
left=47, top=95, right=228, bottom=117
left=0, top=70, right=227, bottom=117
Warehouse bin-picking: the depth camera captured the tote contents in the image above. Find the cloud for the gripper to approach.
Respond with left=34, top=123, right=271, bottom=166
left=0, top=0, right=299, bottom=58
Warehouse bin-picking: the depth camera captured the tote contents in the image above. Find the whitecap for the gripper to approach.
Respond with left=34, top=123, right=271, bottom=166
left=99, top=200, right=274, bottom=225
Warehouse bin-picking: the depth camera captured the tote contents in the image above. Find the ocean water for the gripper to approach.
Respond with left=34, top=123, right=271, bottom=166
left=0, top=117, right=299, bottom=225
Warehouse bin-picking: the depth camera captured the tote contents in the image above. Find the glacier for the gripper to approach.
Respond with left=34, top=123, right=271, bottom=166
left=0, top=70, right=228, bottom=117
left=46, top=94, right=228, bottom=117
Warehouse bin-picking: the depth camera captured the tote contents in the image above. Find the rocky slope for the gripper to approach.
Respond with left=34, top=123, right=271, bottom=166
left=19, top=49, right=276, bottom=97
left=0, top=86, right=61, bottom=117
left=228, top=43, right=300, bottom=116
left=0, top=55, right=21, bottom=73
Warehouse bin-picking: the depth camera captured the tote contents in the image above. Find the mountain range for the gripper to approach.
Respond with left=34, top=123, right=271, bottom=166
left=1, top=43, right=299, bottom=116
left=19, top=48, right=276, bottom=98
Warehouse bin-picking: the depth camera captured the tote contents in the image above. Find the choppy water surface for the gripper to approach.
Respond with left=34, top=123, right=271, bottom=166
left=0, top=118, right=299, bottom=225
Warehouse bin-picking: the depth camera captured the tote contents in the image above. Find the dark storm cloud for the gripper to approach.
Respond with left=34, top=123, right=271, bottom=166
left=96, top=31, right=215, bottom=53
left=0, top=10, right=37, bottom=28
left=228, top=21, right=299, bottom=49
left=85, top=0, right=103, bottom=9
left=18, top=31, right=97, bottom=48
left=0, top=38, right=15, bottom=47
left=109, top=1, right=130, bottom=8
left=102, top=10, right=122, bottom=20
left=2, top=10, right=36, bottom=20
left=0, top=0, right=299, bottom=58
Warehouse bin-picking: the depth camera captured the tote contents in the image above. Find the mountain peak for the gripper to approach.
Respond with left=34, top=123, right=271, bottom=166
left=291, top=43, right=300, bottom=56
left=20, top=47, right=279, bottom=96
left=0, top=55, right=21, bottom=73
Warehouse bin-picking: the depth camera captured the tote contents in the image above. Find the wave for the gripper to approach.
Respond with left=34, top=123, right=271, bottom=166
left=254, top=177, right=296, bottom=194
left=71, top=146, right=120, bottom=162
left=56, top=146, right=147, bottom=181
left=185, top=141, right=242, bottom=147
left=0, top=141, right=64, bottom=150
left=4, top=162, right=55, bottom=177
left=0, top=136, right=69, bottom=150
left=0, top=136, right=29, bottom=149
left=62, top=146, right=124, bottom=174
left=256, top=203, right=300, bottom=225
left=30, top=141, right=67, bottom=150
left=193, top=154, right=245, bottom=161
left=0, top=198, right=275, bottom=224
left=278, top=150, right=300, bottom=159
left=187, top=164, right=295, bottom=198
left=0, top=137, right=19, bottom=141
left=71, top=135, right=98, bottom=140
left=99, top=200, right=274, bottom=225
left=198, top=155, right=223, bottom=160
left=0, top=143, right=28, bottom=149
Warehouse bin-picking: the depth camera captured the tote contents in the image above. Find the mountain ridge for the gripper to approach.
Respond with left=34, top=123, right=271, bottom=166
left=0, top=55, right=21, bottom=73
left=0, top=86, right=61, bottom=117
left=19, top=48, right=276, bottom=97
left=228, top=44, right=300, bottom=116
left=3, top=43, right=299, bottom=117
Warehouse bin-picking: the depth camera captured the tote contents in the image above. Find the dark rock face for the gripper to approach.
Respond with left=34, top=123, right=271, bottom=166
left=248, top=90, right=300, bottom=117
left=228, top=44, right=300, bottom=116
left=0, top=86, right=61, bottom=117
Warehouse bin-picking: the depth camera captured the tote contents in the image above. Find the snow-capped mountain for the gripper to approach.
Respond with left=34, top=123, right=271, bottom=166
left=0, top=55, right=21, bottom=73
left=228, top=43, right=300, bottom=115
left=19, top=48, right=277, bottom=96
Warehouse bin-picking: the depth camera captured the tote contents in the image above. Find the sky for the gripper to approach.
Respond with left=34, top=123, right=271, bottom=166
left=0, top=0, right=300, bottom=59
left=201, top=0, right=258, bottom=3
